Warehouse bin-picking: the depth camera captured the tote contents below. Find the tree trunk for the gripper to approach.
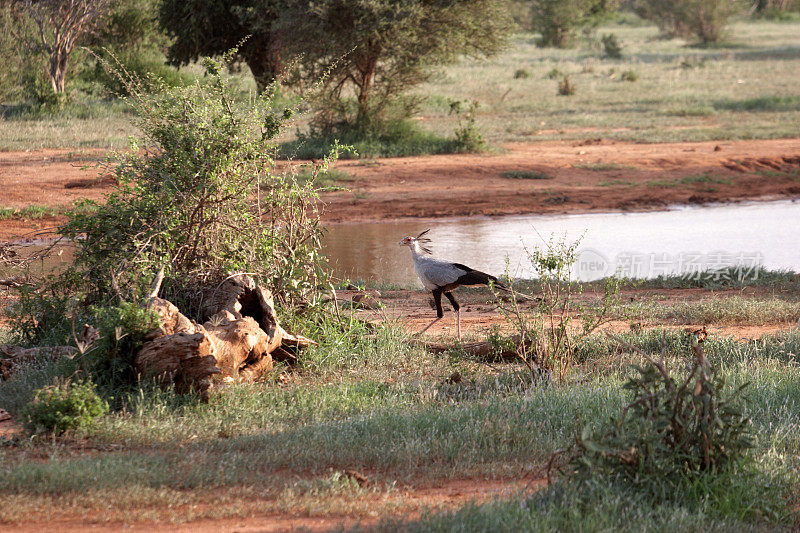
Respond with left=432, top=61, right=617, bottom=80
left=48, top=46, right=69, bottom=94
left=244, top=36, right=283, bottom=94
left=355, top=46, right=379, bottom=130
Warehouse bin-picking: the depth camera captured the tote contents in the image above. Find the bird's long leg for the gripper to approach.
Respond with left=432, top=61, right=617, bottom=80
left=418, top=288, right=445, bottom=336
left=444, top=292, right=461, bottom=340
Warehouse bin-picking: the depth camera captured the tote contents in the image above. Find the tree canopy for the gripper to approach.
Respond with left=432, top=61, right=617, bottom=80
left=158, top=0, right=283, bottom=92
left=158, top=0, right=511, bottom=130
left=285, top=0, right=512, bottom=131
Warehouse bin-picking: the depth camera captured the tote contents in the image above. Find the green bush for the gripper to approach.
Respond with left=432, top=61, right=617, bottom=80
left=87, top=302, right=161, bottom=397
left=633, top=0, right=744, bottom=43
left=621, top=69, right=638, bottom=81
left=58, top=52, right=330, bottom=313
left=449, top=99, right=486, bottom=153
left=570, top=339, right=754, bottom=488
left=531, top=0, right=620, bottom=48
left=545, top=67, right=564, bottom=79
left=513, top=68, right=531, bottom=79
left=22, top=379, right=109, bottom=435
left=601, top=33, right=623, bottom=58
left=280, top=118, right=484, bottom=160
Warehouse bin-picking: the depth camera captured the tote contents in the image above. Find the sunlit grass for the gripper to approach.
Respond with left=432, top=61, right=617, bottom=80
left=2, top=21, right=799, bottom=151
left=413, top=20, right=800, bottom=144
left=2, top=326, right=800, bottom=528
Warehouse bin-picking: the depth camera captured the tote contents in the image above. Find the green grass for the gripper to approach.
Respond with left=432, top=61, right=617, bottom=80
left=631, top=295, right=800, bottom=325
left=504, top=268, right=800, bottom=295
left=2, top=318, right=800, bottom=527
left=278, top=119, right=483, bottom=160
left=400, top=466, right=793, bottom=531
left=644, top=174, right=734, bottom=188
left=292, top=167, right=354, bottom=188
left=0, top=205, right=64, bottom=220
left=400, top=332, right=800, bottom=531
left=500, top=170, right=554, bottom=180
left=713, top=94, right=800, bottom=112
left=575, top=163, right=635, bottom=171
left=0, top=99, right=138, bottom=151
left=597, top=178, right=636, bottom=187
left=622, top=267, right=800, bottom=291
left=646, top=178, right=680, bottom=188
left=679, top=173, right=734, bottom=185
left=412, top=20, right=800, bottom=144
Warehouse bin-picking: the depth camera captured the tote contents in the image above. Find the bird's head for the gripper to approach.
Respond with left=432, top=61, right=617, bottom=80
left=399, top=229, right=433, bottom=254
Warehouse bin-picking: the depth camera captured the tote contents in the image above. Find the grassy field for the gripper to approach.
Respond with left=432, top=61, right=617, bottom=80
left=1, top=20, right=799, bottom=151
left=1, top=279, right=800, bottom=528
left=415, top=20, right=800, bottom=145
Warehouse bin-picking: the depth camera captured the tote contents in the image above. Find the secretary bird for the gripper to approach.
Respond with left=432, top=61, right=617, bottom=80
left=399, top=229, right=507, bottom=339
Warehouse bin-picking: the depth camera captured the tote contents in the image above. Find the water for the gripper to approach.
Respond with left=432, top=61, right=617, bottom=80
left=321, top=200, right=800, bottom=287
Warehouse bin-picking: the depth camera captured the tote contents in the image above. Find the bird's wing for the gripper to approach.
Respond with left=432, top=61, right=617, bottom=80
left=417, top=258, right=469, bottom=288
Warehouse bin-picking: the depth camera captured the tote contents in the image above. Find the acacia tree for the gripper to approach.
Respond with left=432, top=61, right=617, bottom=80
left=530, top=0, right=619, bottom=48
left=285, top=0, right=512, bottom=132
left=23, top=0, right=110, bottom=93
left=158, top=0, right=284, bottom=92
left=633, top=0, right=744, bottom=43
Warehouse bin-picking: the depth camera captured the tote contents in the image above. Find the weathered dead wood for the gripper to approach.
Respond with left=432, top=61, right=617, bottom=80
left=416, top=334, right=532, bottom=362
left=134, top=274, right=314, bottom=394
left=145, top=297, right=196, bottom=339
left=134, top=329, right=219, bottom=396
left=203, top=315, right=278, bottom=377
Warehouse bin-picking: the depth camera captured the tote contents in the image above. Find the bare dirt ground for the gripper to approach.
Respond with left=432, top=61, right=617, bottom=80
left=324, top=138, right=800, bottom=222
left=3, top=478, right=535, bottom=533
left=1, top=139, right=799, bottom=239
left=345, top=286, right=799, bottom=341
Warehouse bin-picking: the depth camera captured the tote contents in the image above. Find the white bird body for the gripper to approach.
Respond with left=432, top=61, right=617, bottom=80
left=399, top=230, right=504, bottom=338
left=408, top=241, right=466, bottom=290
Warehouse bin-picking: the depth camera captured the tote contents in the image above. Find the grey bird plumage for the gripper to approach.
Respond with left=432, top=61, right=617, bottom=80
left=399, top=229, right=504, bottom=338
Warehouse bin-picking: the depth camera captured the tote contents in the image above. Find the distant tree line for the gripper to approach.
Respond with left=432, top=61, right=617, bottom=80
left=0, top=0, right=797, bottom=130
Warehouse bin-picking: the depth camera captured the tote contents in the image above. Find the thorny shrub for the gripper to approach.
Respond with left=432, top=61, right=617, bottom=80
left=495, top=236, right=620, bottom=382
left=449, top=99, right=486, bottom=152
left=601, top=33, right=623, bottom=59
left=10, top=50, right=337, bottom=348
left=62, top=51, right=333, bottom=312
left=633, top=0, right=743, bottom=43
left=563, top=335, right=754, bottom=488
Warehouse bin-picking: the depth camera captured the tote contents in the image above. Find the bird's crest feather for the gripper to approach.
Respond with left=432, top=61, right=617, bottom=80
left=416, top=229, right=433, bottom=254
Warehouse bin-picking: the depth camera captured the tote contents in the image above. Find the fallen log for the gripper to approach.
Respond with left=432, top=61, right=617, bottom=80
left=416, top=334, right=534, bottom=363
left=134, top=274, right=314, bottom=397
left=134, top=330, right=219, bottom=395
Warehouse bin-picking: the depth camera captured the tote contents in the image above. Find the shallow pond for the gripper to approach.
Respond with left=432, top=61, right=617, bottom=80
left=322, top=200, right=800, bottom=287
